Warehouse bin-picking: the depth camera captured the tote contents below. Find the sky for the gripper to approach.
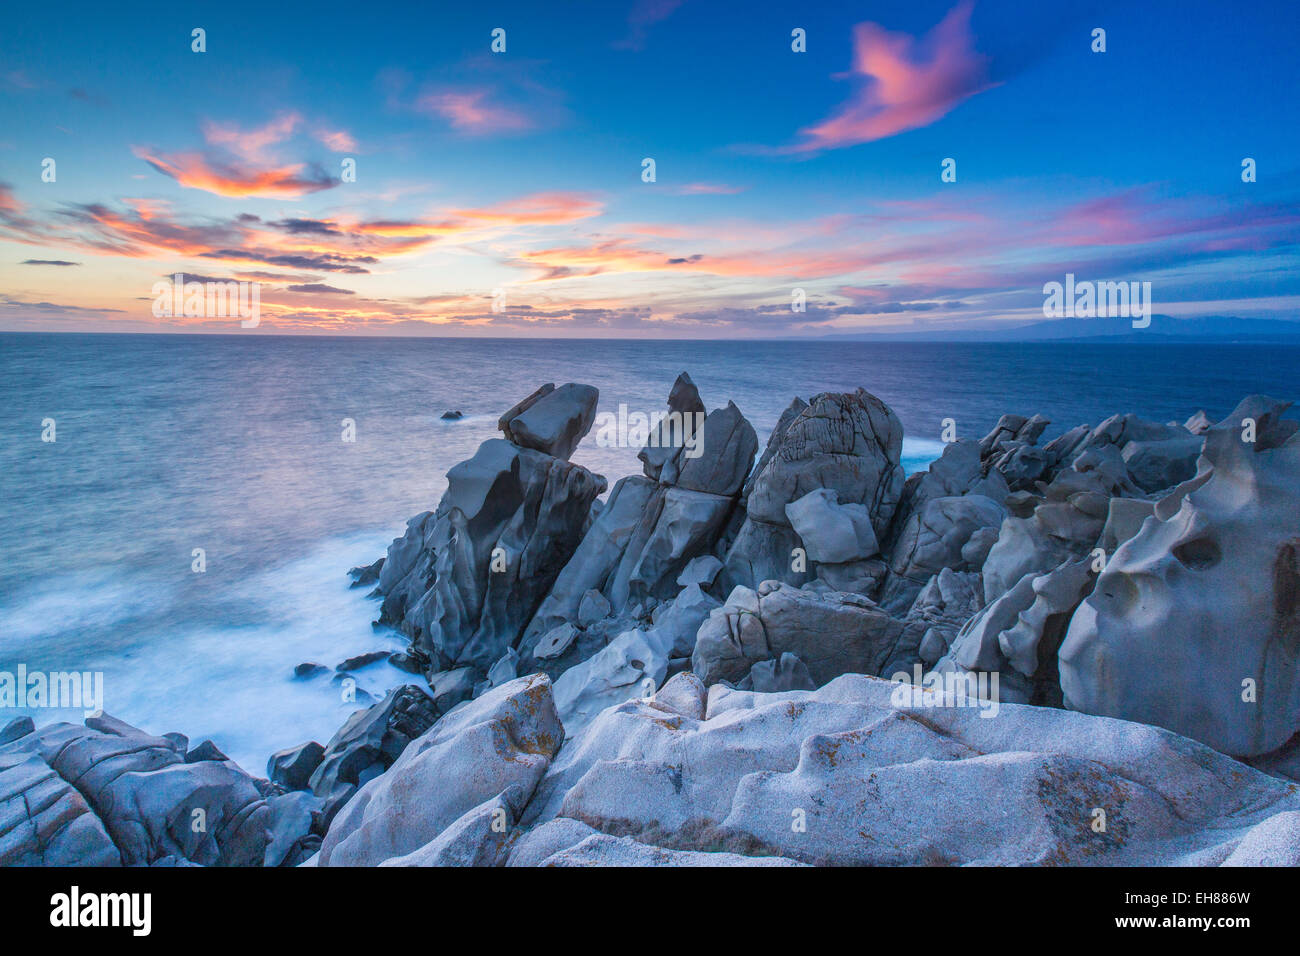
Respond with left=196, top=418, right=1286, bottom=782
left=1, top=0, right=1298, bottom=337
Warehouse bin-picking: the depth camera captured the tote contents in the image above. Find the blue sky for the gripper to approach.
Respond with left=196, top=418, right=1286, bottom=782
left=1, top=0, right=1297, bottom=335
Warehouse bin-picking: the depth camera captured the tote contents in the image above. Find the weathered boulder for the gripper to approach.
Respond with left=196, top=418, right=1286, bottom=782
left=0, top=747, right=120, bottom=866
left=1060, top=395, right=1300, bottom=757
left=267, top=741, right=325, bottom=792
left=654, top=672, right=707, bottom=720
left=388, top=436, right=606, bottom=672
left=318, top=674, right=563, bottom=866
left=522, top=475, right=656, bottom=648
left=552, top=629, right=670, bottom=736
left=647, top=583, right=720, bottom=658
left=662, top=401, right=758, bottom=497
left=723, top=389, right=903, bottom=592
left=498, top=382, right=599, bottom=460
left=378, top=791, right=520, bottom=867
left=692, top=581, right=902, bottom=686
left=784, top=488, right=879, bottom=563
left=745, top=389, right=904, bottom=539
left=603, top=485, right=735, bottom=610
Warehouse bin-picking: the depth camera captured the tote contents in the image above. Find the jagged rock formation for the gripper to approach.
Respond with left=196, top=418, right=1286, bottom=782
left=377, top=384, right=607, bottom=682
left=19, top=374, right=1294, bottom=868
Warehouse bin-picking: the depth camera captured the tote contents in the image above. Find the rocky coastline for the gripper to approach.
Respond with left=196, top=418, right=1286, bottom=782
left=5, top=373, right=1300, bottom=867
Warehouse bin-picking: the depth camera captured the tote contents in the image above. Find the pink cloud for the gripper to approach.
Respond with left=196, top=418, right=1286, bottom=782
left=415, top=89, right=532, bottom=134
left=201, top=112, right=302, bottom=163
left=314, top=127, right=357, bottom=152
left=667, top=182, right=747, bottom=196
left=789, top=1, right=994, bottom=153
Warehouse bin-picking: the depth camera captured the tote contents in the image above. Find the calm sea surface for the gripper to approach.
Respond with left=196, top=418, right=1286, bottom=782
left=1, top=333, right=1296, bottom=769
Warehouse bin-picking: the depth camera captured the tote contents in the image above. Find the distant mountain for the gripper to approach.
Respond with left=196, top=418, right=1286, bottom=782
left=815, top=314, right=1300, bottom=343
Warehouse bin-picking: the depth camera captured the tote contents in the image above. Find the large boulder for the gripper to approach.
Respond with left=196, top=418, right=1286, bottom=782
left=1060, top=395, right=1300, bottom=757
left=552, top=629, right=671, bottom=737
left=603, top=486, right=735, bottom=610
left=0, top=743, right=120, bottom=866
left=745, top=389, right=904, bottom=538
left=498, top=382, right=599, bottom=460
left=784, top=489, right=879, bottom=564
left=521, top=475, right=657, bottom=649
left=318, top=674, right=564, bottom=866
left=692, top=581, right=903, bottom=687
left=662, top=401, right=758, bottom=497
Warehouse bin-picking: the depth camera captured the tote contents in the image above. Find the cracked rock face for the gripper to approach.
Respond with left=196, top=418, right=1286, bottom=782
left=745, top=388, right=905, bottom=539
left=1060, top=396, right=1300, bottom=758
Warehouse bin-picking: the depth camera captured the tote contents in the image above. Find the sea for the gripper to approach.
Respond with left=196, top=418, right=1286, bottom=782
left=1, top=333, right=1295, bottom=772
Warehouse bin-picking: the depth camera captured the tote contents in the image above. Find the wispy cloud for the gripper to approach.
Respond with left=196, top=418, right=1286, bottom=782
left=615, top=0, right=685, bottom=50
left=787, top=1, right=994, bottom=153
left=664, top=182, right=747, bottom=196
left=414, top=88, right=534, bottom=134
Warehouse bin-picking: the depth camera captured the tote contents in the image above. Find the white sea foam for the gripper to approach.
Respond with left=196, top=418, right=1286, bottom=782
left=1, top=532, right=413, bottom=774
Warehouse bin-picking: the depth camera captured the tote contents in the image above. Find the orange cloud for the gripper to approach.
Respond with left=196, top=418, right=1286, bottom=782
left=448, top=192, right=603, bottom=226
left=133, top=147, right=336, bottom=199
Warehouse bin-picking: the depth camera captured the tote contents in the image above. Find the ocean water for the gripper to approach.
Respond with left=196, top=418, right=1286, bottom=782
left=1, top=333, right=1296, bottom=771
